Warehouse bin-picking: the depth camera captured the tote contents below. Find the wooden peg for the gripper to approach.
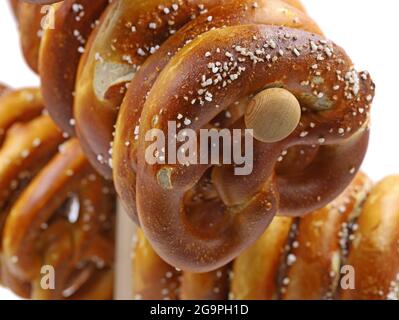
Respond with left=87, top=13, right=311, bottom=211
left=245, top=88, right=301, bottom=143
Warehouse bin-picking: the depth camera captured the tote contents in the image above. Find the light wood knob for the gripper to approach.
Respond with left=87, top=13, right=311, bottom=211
left=245, top=88, right=301, bottom=143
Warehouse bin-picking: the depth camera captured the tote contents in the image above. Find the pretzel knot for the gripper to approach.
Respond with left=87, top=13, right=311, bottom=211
left=22, top=0, right=375, bottom=272
left=0, top=88, right=115, bottom=299
left=127, top=25, right=374, bottom=272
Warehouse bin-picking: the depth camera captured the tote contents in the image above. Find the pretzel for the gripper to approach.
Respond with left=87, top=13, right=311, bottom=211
left=133, top=173, right=399, bottom=300
left=19, top=0, right=375, bottom=271
left=120, top=22, right=373, bottom=272
left=0, top=88, right=115, bottom=299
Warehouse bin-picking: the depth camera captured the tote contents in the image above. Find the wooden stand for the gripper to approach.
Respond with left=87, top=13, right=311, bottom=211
left=114, top=200, right=136, bottom=300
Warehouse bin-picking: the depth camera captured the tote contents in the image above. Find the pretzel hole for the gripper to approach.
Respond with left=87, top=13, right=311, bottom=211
left=183, top=170, right=229, bottom=236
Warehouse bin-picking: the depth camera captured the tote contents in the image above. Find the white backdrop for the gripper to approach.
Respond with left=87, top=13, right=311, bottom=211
left=0, top=0, right=398, bottom=300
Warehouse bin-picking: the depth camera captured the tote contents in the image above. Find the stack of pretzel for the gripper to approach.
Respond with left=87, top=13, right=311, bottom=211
left=2, top=0, right=389, bottom=300
left=133, top=173, right=399, bottom=300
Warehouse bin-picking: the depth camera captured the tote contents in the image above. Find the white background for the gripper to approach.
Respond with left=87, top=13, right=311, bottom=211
left=0, top=0, right=398, bottom=300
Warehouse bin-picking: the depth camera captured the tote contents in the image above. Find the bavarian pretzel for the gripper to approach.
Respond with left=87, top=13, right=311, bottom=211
left=124, top=26, right=373, bottom=272
left=16, top=0, right=375, bottom=272
left=133, top=173, right=399, bottom=300
left=0, top=87, right=115, bottom=299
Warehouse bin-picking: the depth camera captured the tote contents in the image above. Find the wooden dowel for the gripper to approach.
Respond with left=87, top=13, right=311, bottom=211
left=245, top=88, right=301, bottom=143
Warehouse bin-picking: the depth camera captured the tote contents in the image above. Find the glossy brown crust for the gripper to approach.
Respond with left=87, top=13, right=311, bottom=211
left=34, top=0, right=307, bottom=142
left=232, top=174, right=371, bottom=300
left=340, top=176, right=399, bottom=300
left=241, top=174, right=399, bottom=300
left=231, top=173, right=372, bottom=300
left=133, top=219, right=290, bottom=300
